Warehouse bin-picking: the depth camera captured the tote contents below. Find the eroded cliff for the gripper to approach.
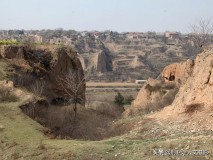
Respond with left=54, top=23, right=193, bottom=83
left=0, top=45, right=85, bottom=105
left=129, top=48, right=213, bottom=131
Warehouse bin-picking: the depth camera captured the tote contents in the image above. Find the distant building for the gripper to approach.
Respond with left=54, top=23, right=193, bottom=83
left=164, top=31, right=180, bottom=39
left=135, top=80, right=147, bottom=84
left=126, top=32, right=143, bottom=40
left=164, top=31, right=180, bottom=45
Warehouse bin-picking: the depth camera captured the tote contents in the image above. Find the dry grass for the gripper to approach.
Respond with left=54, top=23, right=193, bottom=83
left=38, top=139, right=46, bottom=150
left=0, top=87, right=19, bottom=102
left=86, top=82, right=141, bottom=87
left=0, top=60, right=8, bottom=80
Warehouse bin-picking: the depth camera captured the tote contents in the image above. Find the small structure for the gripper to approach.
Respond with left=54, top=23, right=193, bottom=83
left=126, top=32, right=143, bottom=40
left=135, top=80, right=147, bottom=84
left=164, top=31, right=180, bottom=45
left=164, top=31, right=180, bottom=39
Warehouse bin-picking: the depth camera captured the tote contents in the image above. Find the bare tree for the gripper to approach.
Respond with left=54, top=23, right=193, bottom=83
left=190, top=19, right=213, bottom=52
left=58, top=69, right=85, bottom=118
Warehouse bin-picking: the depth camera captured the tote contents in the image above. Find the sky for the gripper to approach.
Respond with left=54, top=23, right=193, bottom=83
left=0, top=0, right=212, bottom=33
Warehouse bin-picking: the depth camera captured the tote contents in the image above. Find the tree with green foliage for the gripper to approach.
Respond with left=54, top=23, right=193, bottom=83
left=114, top=92, right=124, bottom=106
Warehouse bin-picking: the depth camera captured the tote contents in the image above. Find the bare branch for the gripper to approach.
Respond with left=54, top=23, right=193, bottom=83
left=189, top=18, right=213, bottom=51
left=57, top=68, right=86, bottom=118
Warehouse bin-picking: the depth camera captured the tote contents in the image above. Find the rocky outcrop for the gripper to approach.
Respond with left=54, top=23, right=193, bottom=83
left=0, top=45, right=85, bottom=105
left=150, top=48, right=213, bottom=131
left=78, top=54, right=88, bottom=70
left=95, top=49, right=113, bottom=73
left=162, top=59, right=194, bottom=84
left=127, top=57, right=195, bottom=115
left=170, top=49, right=213, bottom=112
left=125, top=78, right=177, bottom=115
left=130, top=78, right=161, bottom=109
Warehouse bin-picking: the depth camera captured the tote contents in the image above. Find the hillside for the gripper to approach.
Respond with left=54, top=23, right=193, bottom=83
left=74, top=34, right=192, bottom=82
left=0, top=30, right=197, bottom=82
left=150, top=48, right=213, bottom=132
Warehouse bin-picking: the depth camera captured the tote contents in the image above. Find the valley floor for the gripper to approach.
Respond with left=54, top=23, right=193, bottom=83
left=0, top=91, right=212, bottom=160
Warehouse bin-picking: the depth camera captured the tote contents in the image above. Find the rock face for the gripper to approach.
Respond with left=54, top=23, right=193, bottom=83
left=150, top=48, right=213, bottom=131
left=125, top=78, right=177, bottom=115
left=74, top=39, right=113, bottom=74
left=130, top=78, right=161, bottom=110
left=161, top=59, right=194, bottom=84
left=95, top=49, right=113, bottom=73
left=0, top=45, right=85, bottom=105
left=127, top=57, right=195, bottom=115
left=171, top=49, right=213, bottom=112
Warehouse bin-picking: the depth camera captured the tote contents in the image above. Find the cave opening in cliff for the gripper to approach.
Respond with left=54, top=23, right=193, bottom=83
left=168, top=74, right=175, bottom=81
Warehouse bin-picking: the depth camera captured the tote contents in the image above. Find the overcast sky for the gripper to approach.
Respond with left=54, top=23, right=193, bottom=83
left=0, top=0, right=212, bottom=32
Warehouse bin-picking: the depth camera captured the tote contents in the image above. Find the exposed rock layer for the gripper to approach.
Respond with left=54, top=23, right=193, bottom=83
left=161, top=59, right=194, bottom=84
left=0, top=45, right=85, bottom=105
left=130, top=48, right=213, bottom=131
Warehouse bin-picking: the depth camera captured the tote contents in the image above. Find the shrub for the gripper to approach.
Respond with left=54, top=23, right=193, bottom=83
left=123, top=95, right=134, bottom=105
left=114, top=92, right=124, bottom=106
left=0, top=39, right=19, bottom=45
left=145, top=84, right=161, bottom=92
left=13, top=73, right=34, bottom=88
left=145, top=82, right=177, bottom=93
left=139, top=88, right=178, bottom=115
left=184, top=103, right=204, bottom=113
left=94, top=103, right=118, bottom=117
left=162, top=89, right=178, bottom=106
left=162, top=82, right=176, bottom=90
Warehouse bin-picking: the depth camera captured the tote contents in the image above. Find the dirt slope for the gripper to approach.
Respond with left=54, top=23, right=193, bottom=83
left=150, top=48, right=213, bottom=132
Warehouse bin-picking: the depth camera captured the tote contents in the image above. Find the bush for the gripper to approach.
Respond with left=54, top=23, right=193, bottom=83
left=139, top=88, right=178, bottom=115
left=95, top=103, right=119, bottom=117
left=0, top=39, right=19, bottom=45
left=145, top=84, right=161, bottom=92
left=114, top=92, right=124, bottom=106
left=184, top=103, right=204, bottom=113
left=123, top=95, right=134, bottom=105
left=162, top=83, right=176, bottom=90
left=13, top=74, right=34, bottom=88
left=145, top=82, right=176, bottom=93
